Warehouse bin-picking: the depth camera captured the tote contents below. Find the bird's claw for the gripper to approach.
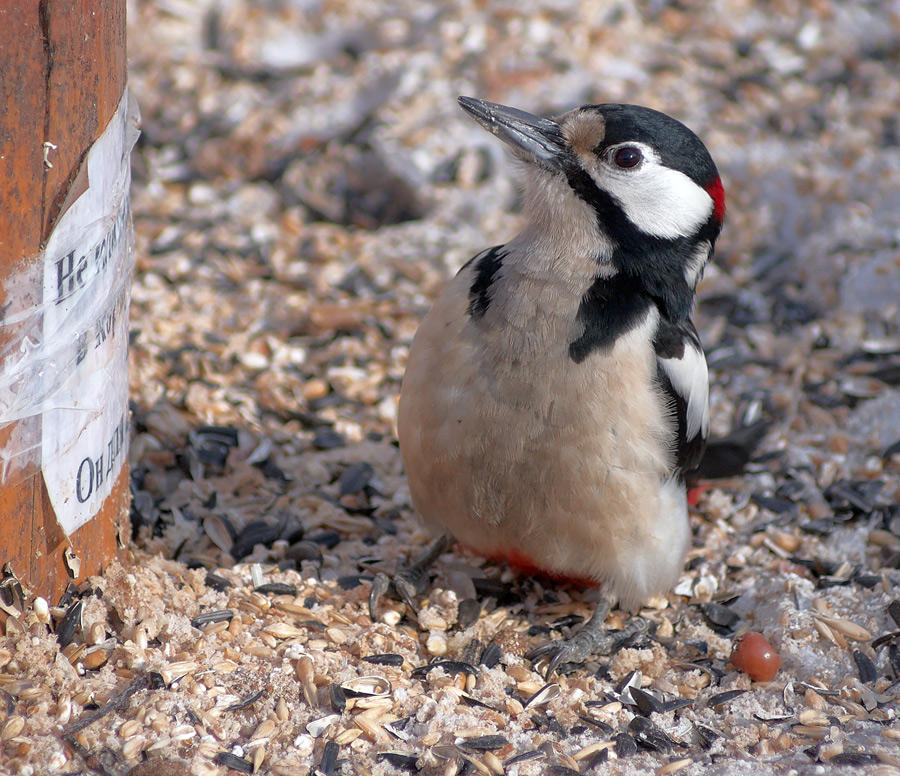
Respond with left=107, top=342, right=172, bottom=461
left=368, top=572, right=392, bottom=622
left=393, top=566, right=428, bottom=613
left=368, top=570, right=424, bottom=621
left=526, top=630, right=599, bottom=679
left=367, top=535, right=453, bottom=622
left=526, top=617, right=650, bottom=679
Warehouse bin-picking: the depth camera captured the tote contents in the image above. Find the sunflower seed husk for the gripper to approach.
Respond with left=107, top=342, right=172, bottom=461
left=341, top=676, right=392, bottom=698
left=191, top=609, right=235, bottom=628
left=523, top=682, right=560, bottom=710
left=306, top=714, right=341, bottom=738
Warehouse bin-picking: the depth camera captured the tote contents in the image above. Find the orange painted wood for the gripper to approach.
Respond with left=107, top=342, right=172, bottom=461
left=0, top=1, right=129, bottom=608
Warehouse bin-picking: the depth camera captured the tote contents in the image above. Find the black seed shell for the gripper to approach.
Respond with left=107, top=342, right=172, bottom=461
left=458, top=734, right=508, bottom=752
left=614, top=732, right=638, bottom=757
left=853, top=649, right=877, bottom=684
left=362, top=653, right=404, bottom=667
left=214, top=752, right=253, bottom=773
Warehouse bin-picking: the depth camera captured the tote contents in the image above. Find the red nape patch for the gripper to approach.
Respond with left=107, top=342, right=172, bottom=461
left=704, top=176, right=726, bottom=224
left=471, top=545, right=599, bottom=588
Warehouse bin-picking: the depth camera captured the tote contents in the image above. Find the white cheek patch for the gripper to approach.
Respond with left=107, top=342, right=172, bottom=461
left=598, top=160, right=714, bottom=240
left=658, top=339, right=709, bottom=440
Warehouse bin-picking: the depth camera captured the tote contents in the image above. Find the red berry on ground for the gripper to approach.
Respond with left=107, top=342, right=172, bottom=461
left=730, top=631, right=781, bottom=681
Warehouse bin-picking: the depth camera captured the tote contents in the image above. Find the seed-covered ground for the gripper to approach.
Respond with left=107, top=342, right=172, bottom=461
left=3, top=1, right=900, bottom=774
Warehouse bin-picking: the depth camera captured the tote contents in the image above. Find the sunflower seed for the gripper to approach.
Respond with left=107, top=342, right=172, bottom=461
left=664, top=698, right=695, bottom=713
left=479, top=643, right=502, bottom=668
left=214, top=752, right=253, bottom=773
left=889, top=600, right=900, bottom=629
left=318, top=741, right=339, bottom=775
left=610, top=670, right=643, bottom=705
left=329, top=684, right=347, bottom=713
left=411, top=661, right=479, bottom=679
left=306, top=714, right=340, bottom=738
left=523, top=683, right=560, bottom=709
left=699, top=602, right=741, bottom=634
left=339, top=462, right=375, bottom=495
left=375, top=752, right=419, bottom=771
left=632, top=687, right=666, bottom=715
left=628, top=716, right=674, bottom=753
left=56, top=600, right=83, bottom=648
left=578, top=715, right=614, bottom=734
left=255, top=583, right=298, bottom=596
left=205, top=571, right=232, bottom=592
left=362, top=653, right=404, bottom=667
left=695, top=724, right=720, bottom=749
left=854, top=650, right=878, bottom=684
left=504, top=749, right=545, bottom=766
left=457, top=735, right=508, bottom=752
left=191, top=609, right=234, bottom=628
left=830, top=751, right=880, bottom=764
left=615, top=732, right=638, bottom=757
left=707, top=689, right=747, bottom=709
left=341, top=676, right=391, bottom=698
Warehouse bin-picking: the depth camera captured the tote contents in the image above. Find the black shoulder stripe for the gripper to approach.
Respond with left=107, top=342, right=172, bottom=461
left=568, top=272, right=652, bottom=363
left=466, top=246, right=506, bottom=320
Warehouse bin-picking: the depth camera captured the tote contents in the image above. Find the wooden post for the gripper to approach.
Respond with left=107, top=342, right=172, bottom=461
left=0, top=1, right=131, bottom=609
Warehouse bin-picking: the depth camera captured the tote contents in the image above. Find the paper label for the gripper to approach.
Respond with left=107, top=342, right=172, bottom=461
left=39, top=91, right=138, bottom=535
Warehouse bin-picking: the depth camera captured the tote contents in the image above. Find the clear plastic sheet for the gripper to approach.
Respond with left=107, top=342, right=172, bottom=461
left=0, top=89, right=140, bottom=535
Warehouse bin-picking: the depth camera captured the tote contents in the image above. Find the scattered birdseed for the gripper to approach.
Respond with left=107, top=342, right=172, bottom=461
left=7, top=4, right=900, bottom=775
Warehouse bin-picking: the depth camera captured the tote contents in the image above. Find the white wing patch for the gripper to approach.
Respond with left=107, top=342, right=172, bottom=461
left=658, top=338, right=709, bottom=441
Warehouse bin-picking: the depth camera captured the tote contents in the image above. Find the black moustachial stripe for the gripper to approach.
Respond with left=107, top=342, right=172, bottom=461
left=465, top=245, right=506, bottom=319
left=564, top=167, right=705, bottom=323
left=560, top=105, right=723, bottom=335
left=654, top=318, right=706, bottom=474
left=569, top=273, right=653, bottom=363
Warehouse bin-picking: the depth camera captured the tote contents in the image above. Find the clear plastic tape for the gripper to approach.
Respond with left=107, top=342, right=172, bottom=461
left=0, top=88, right=141, bottom=535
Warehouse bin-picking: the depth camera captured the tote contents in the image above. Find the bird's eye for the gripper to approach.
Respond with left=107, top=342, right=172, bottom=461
left=613, top=146, right=643, bottom=169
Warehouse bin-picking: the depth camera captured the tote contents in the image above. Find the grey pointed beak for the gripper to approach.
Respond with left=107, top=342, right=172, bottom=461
left=458, top=96, right=568, bottom=169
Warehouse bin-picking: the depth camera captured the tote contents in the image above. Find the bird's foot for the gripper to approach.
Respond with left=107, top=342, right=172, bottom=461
left=526, top=599, right=649, bottom=679
left=368, top=535, right=452, bottom=621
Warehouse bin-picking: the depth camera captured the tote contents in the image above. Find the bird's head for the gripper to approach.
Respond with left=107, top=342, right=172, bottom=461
left=458, top=96, right=724, bottom=320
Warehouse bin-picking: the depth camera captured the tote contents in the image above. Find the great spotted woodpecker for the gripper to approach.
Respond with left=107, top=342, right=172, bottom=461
left=396, top=97, right=725, bottom=675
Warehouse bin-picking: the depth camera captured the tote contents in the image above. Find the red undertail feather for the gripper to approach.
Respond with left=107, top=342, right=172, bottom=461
left=469, top=545, right=599, bottom=588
